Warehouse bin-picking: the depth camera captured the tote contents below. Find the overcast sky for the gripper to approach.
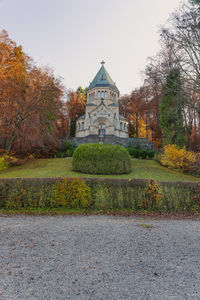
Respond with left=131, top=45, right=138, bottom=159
left=0, top=0, right=183, bottom=94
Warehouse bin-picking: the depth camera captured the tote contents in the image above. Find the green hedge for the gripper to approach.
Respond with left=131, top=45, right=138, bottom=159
left=0, top=177, right=199, bottom=212
left=72, top=144, right=132, bottom=174
left=127, top=147, right=155, bottom=159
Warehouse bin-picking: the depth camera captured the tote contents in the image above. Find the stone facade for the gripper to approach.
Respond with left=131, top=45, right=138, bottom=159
left=76, top=62, right=129, bottom=140
left=70, top=136, right=154, bottom=150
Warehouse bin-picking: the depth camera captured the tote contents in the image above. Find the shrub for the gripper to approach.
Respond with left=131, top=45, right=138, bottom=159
left=146, top=150, right=155, bottom=159
left=61, top=140, right=71, bottom=152
left=127, top=147, right=155, bottom=159
left=0, top=157, right=9, bottom=171
left=55, top=151, right=64, bottom=158
left=140, top=150, right=148, bottom=159
left=65, top=150, right=73, bottom=157
left=72, top=144, right=132, bottom=174
left=55, top=140, right=78, bottom=158
left=142, top=180, right=163, bottom=209
left=0, top=154, right=20, bottom=171
left=126, top=147, right=133, bottom=156
left=133, top=149, right=141, bottom=158
left=160, top=144, right=196, bottom=171
left=50, top=178, right=92, bottom=208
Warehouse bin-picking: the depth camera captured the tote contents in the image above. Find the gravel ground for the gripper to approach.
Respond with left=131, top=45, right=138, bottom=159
left=0, top=215, right=200, bottom=300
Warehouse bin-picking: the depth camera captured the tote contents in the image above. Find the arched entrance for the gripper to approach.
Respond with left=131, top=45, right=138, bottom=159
left=98, top=122, right=106, bottom=136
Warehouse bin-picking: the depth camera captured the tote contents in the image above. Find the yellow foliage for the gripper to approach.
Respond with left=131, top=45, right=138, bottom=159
left=3, top=154, right=18, bottom=164
left=143, top=180, right=163, bottom=209
left=0, top=153, right=18, bottom=171
left=138, top=118, right=147, bottom=138
left=131, top=115, right=148, bottom=138
left=0, top=157, right=9, bottom=171
left=51, top=178, right=92, bottom=208
left=160, top=144, right=196, bottom=170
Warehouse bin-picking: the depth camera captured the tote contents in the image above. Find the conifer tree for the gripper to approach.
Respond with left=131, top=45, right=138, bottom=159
left=161, top=68, right=186, bottom=147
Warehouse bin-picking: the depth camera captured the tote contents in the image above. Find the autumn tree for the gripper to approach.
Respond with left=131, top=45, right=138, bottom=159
left=161, top=2, right=200, bottom=105
left=66, top=89, right=86, bottom=137
left=119, top=95, right=136, bottom=137
left=12, top=67, right=64, bottom=154
left=119, top=88, right=152, bottom=139
left=0, top=30, right=65, bottom=155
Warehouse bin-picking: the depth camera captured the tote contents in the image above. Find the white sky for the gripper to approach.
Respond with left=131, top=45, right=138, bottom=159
left=0, top=0, right=183, bottom=94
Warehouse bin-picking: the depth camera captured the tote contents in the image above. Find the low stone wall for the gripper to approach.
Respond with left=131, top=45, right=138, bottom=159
left=69, top=135, right=154, bottom=150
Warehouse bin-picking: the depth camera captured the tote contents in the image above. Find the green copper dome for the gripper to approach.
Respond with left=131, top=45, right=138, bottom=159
left=87, top=62, right=119, bottom=92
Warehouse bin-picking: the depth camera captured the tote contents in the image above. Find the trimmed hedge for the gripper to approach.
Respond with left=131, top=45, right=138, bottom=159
left=127, top=147, right=155, bottom=159
left=72, top=144, right=132, bottom=174
left=0, top=177, right=199, bottom=212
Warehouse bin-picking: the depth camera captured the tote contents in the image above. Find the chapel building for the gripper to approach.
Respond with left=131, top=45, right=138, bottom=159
left=76, top=61, right=129, bottom=140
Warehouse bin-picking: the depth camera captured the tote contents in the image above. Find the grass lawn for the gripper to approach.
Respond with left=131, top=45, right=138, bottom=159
left=0, top=158, right=199, bottom=182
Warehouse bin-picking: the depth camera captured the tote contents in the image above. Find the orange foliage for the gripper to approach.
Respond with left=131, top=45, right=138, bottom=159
left=66, top=90, right=86, bottom=136
left=119, top=87, right=153, bottom=139
left=0, top=30, right=65, bottom=155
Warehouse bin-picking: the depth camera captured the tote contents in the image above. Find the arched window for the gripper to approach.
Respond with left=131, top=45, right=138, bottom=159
left=78, top=123, right=80, bottom=131
left=104, top=91, right=107, bottom=98
left=124, top=123, right=126, bottom=131
left=81, top=122, right=84, bottom=130
left=98, top=91, right=100, bottom=98
left=101, top=91, right=104, bottom=98
left=120, top=122, right=123, bottom=130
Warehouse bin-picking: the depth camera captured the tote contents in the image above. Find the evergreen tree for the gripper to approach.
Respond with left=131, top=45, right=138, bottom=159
left=161, top=68, right=186, bottom=147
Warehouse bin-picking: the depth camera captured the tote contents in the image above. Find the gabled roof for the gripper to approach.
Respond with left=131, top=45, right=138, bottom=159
left=87, top=62, right=119, bottom=92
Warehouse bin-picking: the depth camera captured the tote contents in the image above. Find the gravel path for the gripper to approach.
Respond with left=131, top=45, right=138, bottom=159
left=0, top=215, right=200, bottom=300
